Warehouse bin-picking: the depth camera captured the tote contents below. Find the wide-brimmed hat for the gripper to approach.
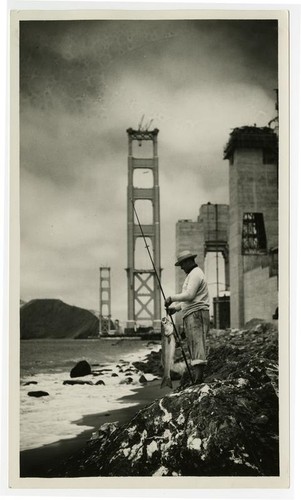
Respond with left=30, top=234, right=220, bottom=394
left=175, top=250, right=197, bottom=266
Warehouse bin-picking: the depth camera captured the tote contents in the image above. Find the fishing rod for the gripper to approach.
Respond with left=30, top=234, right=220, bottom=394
left=131, top=200, right=194, bottom=384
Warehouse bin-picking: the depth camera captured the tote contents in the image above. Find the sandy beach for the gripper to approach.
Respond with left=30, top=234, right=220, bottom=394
left=20, top=377, right=178, bottom=477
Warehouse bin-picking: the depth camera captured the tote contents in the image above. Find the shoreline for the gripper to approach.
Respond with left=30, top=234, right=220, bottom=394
left=20, top=377, right=177, bottom=478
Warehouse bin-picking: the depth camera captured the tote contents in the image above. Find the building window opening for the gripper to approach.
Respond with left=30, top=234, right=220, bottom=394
left=242, top=213, right=267, bottom=255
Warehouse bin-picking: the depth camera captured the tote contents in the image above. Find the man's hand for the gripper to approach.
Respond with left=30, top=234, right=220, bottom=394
left=166, top=307, right=177, bottom=316
left=164, top=296, right=172, bottom=308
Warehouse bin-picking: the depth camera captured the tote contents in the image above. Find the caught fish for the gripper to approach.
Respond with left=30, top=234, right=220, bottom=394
left=161, top=317, right=176, bottom=388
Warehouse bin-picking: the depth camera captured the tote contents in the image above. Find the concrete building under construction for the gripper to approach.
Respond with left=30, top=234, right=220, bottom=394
left=224, top=126, right=278, bottom=328
left=175, top=126, right=278, bottom=329
left=176, top=203, right=230, bottom=328
left=176, top=204, right=229, bottom=295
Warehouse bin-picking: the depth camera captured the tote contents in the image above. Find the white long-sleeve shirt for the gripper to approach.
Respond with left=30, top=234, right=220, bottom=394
left=171, top=266, right=210, bottom=318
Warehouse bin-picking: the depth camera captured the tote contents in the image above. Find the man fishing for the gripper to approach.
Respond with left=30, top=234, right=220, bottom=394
left=164, top=250, right=210, bottom=385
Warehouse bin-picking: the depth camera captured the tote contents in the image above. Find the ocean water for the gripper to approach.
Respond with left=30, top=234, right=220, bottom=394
left=20, top=339, right=161, bottom=451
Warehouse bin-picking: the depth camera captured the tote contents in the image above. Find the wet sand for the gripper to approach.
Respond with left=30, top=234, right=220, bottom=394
left=20, top=378, right=178, bottom=477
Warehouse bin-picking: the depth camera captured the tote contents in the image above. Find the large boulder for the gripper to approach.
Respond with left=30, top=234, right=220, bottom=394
left=70, top=360, right=91, bottom=378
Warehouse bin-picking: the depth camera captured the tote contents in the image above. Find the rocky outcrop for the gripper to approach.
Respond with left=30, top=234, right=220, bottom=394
left=20, top=299, right=99, bottom=339
left=28, top=391, right=49, bottom=398
left=133, top=350, right=162, bottom=377
left=83, top=381, right=277, bottom=476
left=120, top=377, right=133, bottom=385
left=70, top=360, right=91, bottom=378
left=95, top=380, right=105, bottom=386
left=63, top=380, right=93, bottom=386
left=50, top=321, right=278, bottom=477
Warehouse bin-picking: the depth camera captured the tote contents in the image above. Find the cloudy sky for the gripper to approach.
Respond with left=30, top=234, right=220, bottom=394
left=20, top=18, right=278, bottom=322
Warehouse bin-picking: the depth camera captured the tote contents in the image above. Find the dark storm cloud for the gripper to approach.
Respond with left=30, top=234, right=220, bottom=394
left=20, top=20, right=277, bottom=110
left=20, top=21, right=106, bottom=113
left=223, top=20, right=278, bottom=72
left=190, top=20, right=277, bottom=75
left=20, top=20, right=175, bottom=112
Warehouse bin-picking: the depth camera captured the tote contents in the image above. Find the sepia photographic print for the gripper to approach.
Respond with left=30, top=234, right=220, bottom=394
left=9, top=7, right=289, bottom=490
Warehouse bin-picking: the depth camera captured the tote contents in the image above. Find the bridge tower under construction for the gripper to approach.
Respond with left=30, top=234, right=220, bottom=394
left=126, top=127, right=161, bottom=333
left=99, top=266, right=111, bottom=336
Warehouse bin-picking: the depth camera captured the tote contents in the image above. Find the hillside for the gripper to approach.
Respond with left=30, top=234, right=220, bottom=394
left=20, top=299, right=99, bottom=339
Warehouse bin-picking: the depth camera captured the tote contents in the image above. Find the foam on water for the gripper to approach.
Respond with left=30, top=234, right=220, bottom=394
left=20, top=343, right=160, bottom=451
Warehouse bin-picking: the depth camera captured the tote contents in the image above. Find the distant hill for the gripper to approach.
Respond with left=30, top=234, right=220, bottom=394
left=20, top=299, right=99, bottom=339
left=88, top=309, right=99, bottom=318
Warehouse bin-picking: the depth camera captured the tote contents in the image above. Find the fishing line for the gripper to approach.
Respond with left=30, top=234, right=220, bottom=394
left=131, top=199, right=194, bottom=384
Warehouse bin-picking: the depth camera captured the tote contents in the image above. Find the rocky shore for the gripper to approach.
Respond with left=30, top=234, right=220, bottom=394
left=46, top=320, right=279, bottom=477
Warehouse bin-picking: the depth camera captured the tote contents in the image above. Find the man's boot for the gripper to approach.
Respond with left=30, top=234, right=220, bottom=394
left=192, top=364, right=205, bottom=384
